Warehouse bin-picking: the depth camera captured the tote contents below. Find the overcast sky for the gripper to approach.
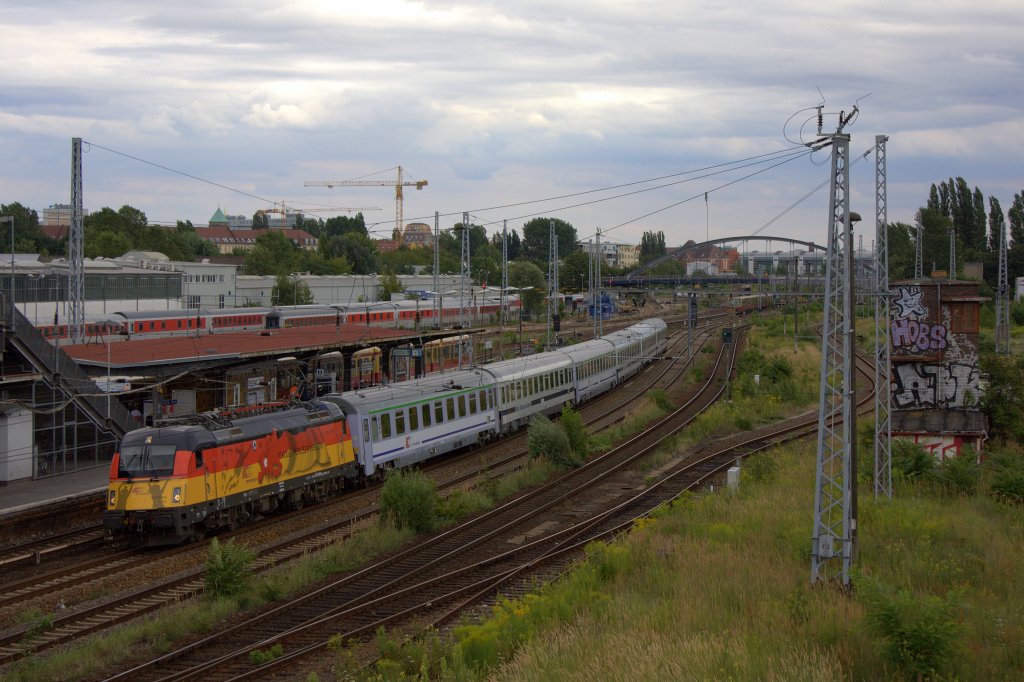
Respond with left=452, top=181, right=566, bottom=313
left=2, top=1, right=1022, bottom=249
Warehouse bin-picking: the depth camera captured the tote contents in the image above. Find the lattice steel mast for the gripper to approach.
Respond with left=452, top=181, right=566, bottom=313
left=69, top=137, right=85, bottom=344
left=433, top=211, right=440, bottom=328
left=873, top=135, right=892, bottom=499
left=501, top=219, right=509, bottom=327
left=995, top=205, right=1010, bottom=354
left=547, top=219, right=558, bottom=346
left=811, top=105, right=859, bottom=588
left=595, top=228, right=603, bottom=337
left=459, top=212, right=470, bottom=331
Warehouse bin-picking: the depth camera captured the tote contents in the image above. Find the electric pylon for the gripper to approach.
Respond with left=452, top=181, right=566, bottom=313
left=810, top=106, right=859, bottom=588
left=873, top=135, right=892, bottom=499
left=995, top=207, right=1010, bottom=354
left=69, top=138, right=85, bottom=344
left=433, top=211, right=440, bottom=327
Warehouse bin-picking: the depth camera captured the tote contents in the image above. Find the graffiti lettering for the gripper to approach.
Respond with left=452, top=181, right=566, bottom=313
left=893, top=286, right=927, bottom=320
left=890, top=319, right=947, bottom=351
left=892, top=362, right=980, bottom=409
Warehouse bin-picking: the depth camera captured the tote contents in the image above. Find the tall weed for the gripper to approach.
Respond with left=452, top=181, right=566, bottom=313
left=205, top=538, right=254, bottom=599
left=857, top=574, right=961, bottom=680
left=379, top=468, right=438, bottom=532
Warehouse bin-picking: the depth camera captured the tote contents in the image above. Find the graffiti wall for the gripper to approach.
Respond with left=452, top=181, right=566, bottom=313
left=895, top=434, right=965, bottom=460
left=890, top=284, right=981, bottom=410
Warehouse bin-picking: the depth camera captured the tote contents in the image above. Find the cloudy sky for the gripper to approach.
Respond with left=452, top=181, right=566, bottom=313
left=2, top=0, right=1022, bottom=249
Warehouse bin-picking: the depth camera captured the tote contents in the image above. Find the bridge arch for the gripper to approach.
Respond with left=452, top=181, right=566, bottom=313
left=627, top=235, right=825, bottom=278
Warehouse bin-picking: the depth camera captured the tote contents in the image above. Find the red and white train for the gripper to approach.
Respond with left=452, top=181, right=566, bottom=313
left=39, top=297, right=521, bottom=345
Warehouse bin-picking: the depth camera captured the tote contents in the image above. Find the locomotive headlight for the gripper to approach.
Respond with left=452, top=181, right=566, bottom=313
left=108, top=489, right=117, bottom=506
left=172, top=487, right=182, bottom=504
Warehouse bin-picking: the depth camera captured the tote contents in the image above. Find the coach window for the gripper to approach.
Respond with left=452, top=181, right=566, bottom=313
left=380, top=414, right=391, bottom=438
left=480, top=390, right=488, bottom=410
left=458, top=395, right=466, bottom=417
left=409, top=407, right=418, bottom=430
left=395, top=410, right=406, bottom=434
left=446, top=397, right=455, bottom=420
left=468, top=392, right=478, bottom=414
left=435, top=401, right=444, bottom=423
left=421, top=404, right=431, bottom=427
left=364, top=420, right=371, bottom=442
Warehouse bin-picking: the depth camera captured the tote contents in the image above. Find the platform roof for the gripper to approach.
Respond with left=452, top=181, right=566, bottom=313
left=63, top=324, right=443, bottom=372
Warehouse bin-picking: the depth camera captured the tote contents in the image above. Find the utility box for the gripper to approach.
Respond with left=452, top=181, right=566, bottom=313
left=727, top=465, right=741, bottom=492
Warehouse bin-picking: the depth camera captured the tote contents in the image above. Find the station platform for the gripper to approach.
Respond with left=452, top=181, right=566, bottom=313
left=0, top=465, right=109, bottom=518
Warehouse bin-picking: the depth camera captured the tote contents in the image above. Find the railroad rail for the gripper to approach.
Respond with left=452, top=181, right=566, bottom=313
left=0, top=313, right=737, bottom=667
left=99, top=328, right=743, bottom=681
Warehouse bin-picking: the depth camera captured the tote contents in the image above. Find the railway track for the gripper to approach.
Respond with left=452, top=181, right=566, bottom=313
left=0, top=313, right=738, bottom=667
left=98, top=327, right=744, bottom=681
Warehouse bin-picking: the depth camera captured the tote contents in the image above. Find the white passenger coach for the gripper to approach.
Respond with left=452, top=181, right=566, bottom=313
left=323, top=318, right=668, bottom=477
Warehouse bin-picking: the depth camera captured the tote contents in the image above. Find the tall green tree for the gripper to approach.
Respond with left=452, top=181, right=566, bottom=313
left=318, top=232, right=379, bottom=274
left=560, top=250, right=590, bottom=292
left=1008, top=191, right=1024, bottom=245
left=272, top=275, right=314, bottom=305
left=508, top=260, right=546, bottom=317
left=639, top=230, right=667, bottom=264
left=322, top=213, right=368, bottom=238
left=886, top=222, right=916, bottom=280
left=520, top=218, right=578, bottom=264
left=989, top=197, right=1006, bottom=251
left=245, top=230, right=298, bottom=276
left=0, top=202, right=43, bottom=252
left=378, top=268, right=404, bottom=300
left=916, top=208, right=953, bottom=275
left=252, top=211, right=269, bottom=229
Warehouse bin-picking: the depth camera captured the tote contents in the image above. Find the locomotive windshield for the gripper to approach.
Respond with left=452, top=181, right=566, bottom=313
left=118, top=444, right=177, bottom=478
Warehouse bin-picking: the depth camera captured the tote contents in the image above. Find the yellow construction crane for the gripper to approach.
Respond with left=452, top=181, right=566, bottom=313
left=304, top=166, right=428, bottom=240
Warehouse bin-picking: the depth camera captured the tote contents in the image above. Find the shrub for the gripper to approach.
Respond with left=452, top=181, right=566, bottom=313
left=248, top=643, right=284, bottom=665
left=378, top=468, right=438, bottom=533
left=744, top=452, right=779, bottom=484
left=648, top=389, right=674, bottom=412
left=858, top=575, right=960, bottom=680
left=205, top=538, right=255, bottom=599
left=987, top=450, right=1024, bottom=505
left=933, top=449, right=981, bottom=496
left=560, top=404, right=588, bottom=459
left=527, top=415, right=578, bottom=468
left=891, top=439, right=936, bottom=482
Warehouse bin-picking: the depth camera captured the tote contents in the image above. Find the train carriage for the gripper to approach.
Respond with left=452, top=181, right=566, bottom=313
left=324, top=369, right=500, bottom=476
left=560, top=337, right=619, bottom=403
left=484, top=353, right=574, bottom=432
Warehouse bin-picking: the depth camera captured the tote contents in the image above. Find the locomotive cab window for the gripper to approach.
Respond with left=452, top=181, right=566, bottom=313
left=118, top=444, right=176, bottom=478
